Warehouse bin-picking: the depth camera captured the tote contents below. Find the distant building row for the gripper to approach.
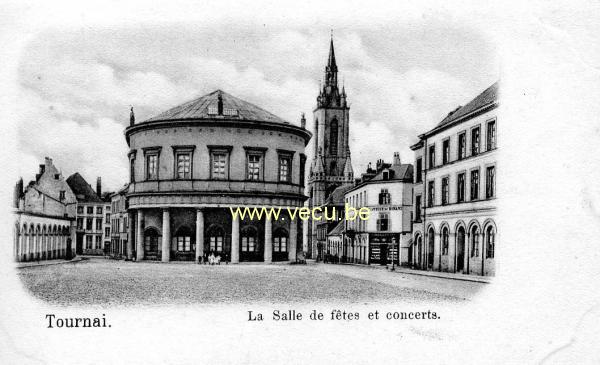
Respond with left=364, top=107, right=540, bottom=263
left=12, top=158, right=113, bottom=262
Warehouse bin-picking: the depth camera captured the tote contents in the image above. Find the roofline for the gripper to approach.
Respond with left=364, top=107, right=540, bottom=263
left=420, top=101, right=498, bottom=140
left=124, top=118, right=312, bottom=146
left=344, top=176, right=413, bottom=195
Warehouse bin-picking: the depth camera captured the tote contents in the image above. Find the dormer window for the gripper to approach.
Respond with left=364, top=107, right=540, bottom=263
left=383, top=170, right=389, bottom=181
left=54, top=174, right=60, bottom=180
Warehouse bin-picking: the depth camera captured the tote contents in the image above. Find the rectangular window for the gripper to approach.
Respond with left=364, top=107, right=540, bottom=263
left=105, top=213, right=110, bottom=224
left=457, top=173, right=466, bottom=203
left=274, top=237, right=287, bottom=252
left=471, top=127, right=480, bottom=156
left=299, top=154, right=306, bottom=186
left=376, top=213, right=389, bottom=231
left=130, top=158, right=135, bottom=183
left=471, top=169, right=480, bottom=200
left=86, top=218, right=93, bottom=230
left=211, top=152, right=227, bottom=179
left=378, top=189, right=391, bottom=205
left=415, top=195, right=422, bottom=221
left=442, top=139, right=450, bottom=165
left=427, top=180, right=435, bottom=207
left=77, top=206, right=83, bottom=214
left=59, top=190, right=65, bottom=201
left=105, top=227, right=110, bottom=237
left=95, top=236, right=102, bottom=249
left=279, top=155, right=292, bottom=182
left=176, top=152, right=191, bottom=179
left=177, top=236, right=191, bottom=252
left=416, top=158, right=422, bottom=183
left=241, top=237, right=256, bottom=252
left=428, top=145, right=435, bottom=168
left=87, top=206, right=93, bottom=214
left=442, top=177, right=449, bottom=205
left=247, top=153, right=262, bottom=181
left=77, top=218, right=83, bottom=230
left=146, top=154, right=158, bottom=180
left=458, top=132, right=466, bottom=160
left=486, top=166, right=496, bottom=198
left=86, top=235, right=93, bottom=249
left=96, top=219, right=102, bottom=231
left=97, top=207, right=102, bottom=214
left=210, top=236, right=223, bottom=251
left=487, top=120, right=496, bottom=150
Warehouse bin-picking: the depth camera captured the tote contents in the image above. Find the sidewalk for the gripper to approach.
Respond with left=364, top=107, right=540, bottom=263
left=17, top=256, right=86, bottom=269
left=326, top=261, right=492, bottom=283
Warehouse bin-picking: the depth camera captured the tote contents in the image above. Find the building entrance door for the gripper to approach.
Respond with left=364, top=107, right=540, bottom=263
left=379, top=244, right=388, bottom=265
left=76, top=232, right=83, bottom=255
left=456, top=227, right=465, bottom=272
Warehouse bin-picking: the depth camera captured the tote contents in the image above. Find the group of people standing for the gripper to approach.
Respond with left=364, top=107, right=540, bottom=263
left=198, top=251, right=229, bottom=265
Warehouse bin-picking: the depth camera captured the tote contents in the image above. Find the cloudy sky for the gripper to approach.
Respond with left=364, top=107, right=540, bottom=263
left=16, top=21, right=498, bottom=191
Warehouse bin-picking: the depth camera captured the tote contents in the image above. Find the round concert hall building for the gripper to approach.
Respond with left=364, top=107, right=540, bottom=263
left=124, top=90, right=311, bottom=263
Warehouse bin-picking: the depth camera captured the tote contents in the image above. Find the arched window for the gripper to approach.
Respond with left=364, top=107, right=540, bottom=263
left=144, top=227, right=160, bottom=255
left=174, top=226, right=193, bottom=252
left=486, top=225, right=495, bottom=259
left=470, top=225, right=480, bottom=257
left=241, top=226, right=258, bottom=252
left=208, top=225, right=225, bottom=253
left=329, top=118, right=338, bottom=155
left=274, top=228, right=288, bottom=253
left=442, top=227, right=449, bottom=255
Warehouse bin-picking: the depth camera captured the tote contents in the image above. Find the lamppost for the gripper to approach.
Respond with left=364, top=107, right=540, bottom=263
left=390, top=237, right=396, bottom=271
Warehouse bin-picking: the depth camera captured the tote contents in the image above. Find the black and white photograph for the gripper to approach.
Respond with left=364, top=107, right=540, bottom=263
left=1, top=1, right=599, bottom=364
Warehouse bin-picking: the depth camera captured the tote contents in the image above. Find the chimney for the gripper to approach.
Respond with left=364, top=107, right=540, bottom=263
left=393, top=152, right=401, bottom=166
left=13, top=178, right=23, bottom=208
left=96, top=177, right=102, bottom=197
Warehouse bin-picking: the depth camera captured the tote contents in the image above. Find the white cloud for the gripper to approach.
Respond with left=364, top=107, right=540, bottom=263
left=15, top=25, right=497, bottom=190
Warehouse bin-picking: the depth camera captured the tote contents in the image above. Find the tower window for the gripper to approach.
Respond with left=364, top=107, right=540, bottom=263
left=330, top=118, right=338, bottom=155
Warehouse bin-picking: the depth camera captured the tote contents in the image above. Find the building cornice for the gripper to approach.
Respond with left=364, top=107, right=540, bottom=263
left=125, top=119, right=312, bottom=147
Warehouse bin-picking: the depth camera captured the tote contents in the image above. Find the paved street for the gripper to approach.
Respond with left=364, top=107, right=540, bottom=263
left=17, top=258, right=486, bottom=306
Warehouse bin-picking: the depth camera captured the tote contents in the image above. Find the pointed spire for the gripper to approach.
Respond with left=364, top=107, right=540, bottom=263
left=327, top=31, right=337, bottom=72
left=343, top=148, right=354, bottom=179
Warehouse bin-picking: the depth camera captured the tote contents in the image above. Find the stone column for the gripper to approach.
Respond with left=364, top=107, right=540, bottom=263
left=161, top=209, right=171, bottom=262
left=136, top=210, right=144, bottom=261
left=288, top=219, right=297, bottom=261
left=264, top=217, right=272, bottom=263
left=231, top=216, right=239, bottom=263
left=127, top=211, right=134, bottom=259
left=195, top=209, right=204, bottom=262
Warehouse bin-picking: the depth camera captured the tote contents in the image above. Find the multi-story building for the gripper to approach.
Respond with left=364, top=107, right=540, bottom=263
left=342, top=153, right=413, bottom=266
left=315, top=182, right=353, bottom=261
left=110, top=185, right=129, bottom=258
left=123, top=89, right=311, bottom=263
left=12, top=157, right=77, bottom=262
left=67, top=173, right=110, bottom=255
left=410, top=81, right=498, bottom=276
left=307, top=38, right=354, bottom=258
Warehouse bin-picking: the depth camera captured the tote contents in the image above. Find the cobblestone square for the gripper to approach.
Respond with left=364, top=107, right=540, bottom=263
left=17, top=259, right=485, bottom=306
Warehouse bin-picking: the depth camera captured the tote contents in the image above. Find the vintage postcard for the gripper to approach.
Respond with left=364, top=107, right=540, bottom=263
left=1, top=0, right=599, bottom=364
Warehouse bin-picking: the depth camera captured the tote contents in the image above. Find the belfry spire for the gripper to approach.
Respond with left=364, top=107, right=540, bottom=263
left=327, top=34, right=337, bottom=74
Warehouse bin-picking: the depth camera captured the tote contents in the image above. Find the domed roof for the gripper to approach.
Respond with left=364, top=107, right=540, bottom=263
left=143, top=90, right=290, bottom=125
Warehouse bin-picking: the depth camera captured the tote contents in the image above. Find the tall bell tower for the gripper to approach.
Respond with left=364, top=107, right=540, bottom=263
left=307, top=36, right=353, bottom=258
